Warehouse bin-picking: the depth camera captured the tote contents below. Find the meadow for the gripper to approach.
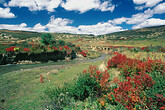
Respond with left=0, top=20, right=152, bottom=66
left=0, top=26, right=165, bottom=110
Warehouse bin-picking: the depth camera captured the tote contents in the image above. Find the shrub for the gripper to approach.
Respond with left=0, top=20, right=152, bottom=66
left=44, top=65, right=110, bottom=109
left=5, top=46, right=16, bottom=52
left=107, top=53, right=165, bottom=77
left=41, top=33, right=53, bottom=45
left=107, top=53, right=127, bottom=68
left=110, top=74, right=155, bottom=110
left=71, top=72, right=100, bottom=101
left=144, top=71, right=165, bottom=109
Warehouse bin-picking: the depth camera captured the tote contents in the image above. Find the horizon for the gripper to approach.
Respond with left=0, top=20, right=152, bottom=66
left=0, top=0, right=165, bottom=35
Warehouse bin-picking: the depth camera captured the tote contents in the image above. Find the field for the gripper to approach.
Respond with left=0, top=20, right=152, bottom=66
left=0, top=25, right=165, bottom=110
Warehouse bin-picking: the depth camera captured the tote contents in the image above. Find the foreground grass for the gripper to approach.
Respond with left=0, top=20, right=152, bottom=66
left=0, top=60, right=104, bottom=110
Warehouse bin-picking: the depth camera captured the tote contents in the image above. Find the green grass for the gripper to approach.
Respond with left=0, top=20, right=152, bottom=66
left=0, top=60, right=104, bottom=110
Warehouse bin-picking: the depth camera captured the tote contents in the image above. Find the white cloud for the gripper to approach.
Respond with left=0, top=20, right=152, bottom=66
left=113, top=17, right=128, bottom=24
left=133, top=0, right=163, bottom=8
left=45, top=16, right=78, bottom=33
left=8, top=0, right=62, bottom=12
left=8, top=0, right=36, bottom=11
left=154, top=2, right=165, bottom=14
left=132, top=18, right=165, bottom=29
left=111, top=9, right=154, bottom=25
left=78, top=21, right=125, bottom=35
left=126, top=9, right=153, bottom=24
left=61, top=0, right=115, bottom=13
left=7, top=0, right=115, bottom=13
left=33, top=23, right=46, bottom=32
left=46, top=16, right=124, bottom=35
left=0, top=23, right=46, bottom=32
left=98, top=1, right=115, bottom=12
left=0, top=7, right=15, bottom=18
left=0, top=16, right=125, bottom=35
left=135, top=6, right=145, bottom=10
left=0, top=23, right=32, bottom=31
left=61, top=0, right=99, bottom=13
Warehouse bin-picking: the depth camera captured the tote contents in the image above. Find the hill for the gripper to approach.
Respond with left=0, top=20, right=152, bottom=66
left=99, top=25, right=165, bottom=40
left=0, top=30, right=42, bottom=39
left=0, top=25, right=165, bottom=40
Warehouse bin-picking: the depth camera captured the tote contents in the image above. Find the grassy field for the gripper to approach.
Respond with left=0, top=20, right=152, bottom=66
left=0, top=59, right=105, bottom=110
left=0, top=25, right=165, bottom=110
left=1, top=50, right=164, bottom=109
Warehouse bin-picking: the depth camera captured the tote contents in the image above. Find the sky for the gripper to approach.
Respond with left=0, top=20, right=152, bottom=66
left=0, top=0, right=165, bottom=35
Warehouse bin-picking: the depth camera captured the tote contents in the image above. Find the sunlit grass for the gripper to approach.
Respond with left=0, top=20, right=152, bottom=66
left=0, top=60, right=104, bottom=110
left=121, top=51, right=165, bottom=62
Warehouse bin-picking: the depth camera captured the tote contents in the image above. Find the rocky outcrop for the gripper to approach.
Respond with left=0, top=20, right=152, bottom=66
left=99, top=61, right=107, bottom=72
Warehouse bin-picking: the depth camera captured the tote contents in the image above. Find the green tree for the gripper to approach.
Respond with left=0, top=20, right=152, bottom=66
left=41, top=33, right=53, bottom=45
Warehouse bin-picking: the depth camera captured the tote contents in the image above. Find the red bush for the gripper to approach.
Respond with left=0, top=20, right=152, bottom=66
left=52, top=46, right=58, bottom=50
left=63, top=45, right=69, bottom=50
left=112, top=74, right=155, bottom=110
left=40, top=75, right=44, bottom=83
left=107, top=53, right=165, bottom=77
left=107, top=53, right=127, bottom=68
left=83, top=65, right=110, bottom=92
left=23, top=48, right=30, bottom=52
left=59, top=46, right=63, bottom=50
left=5, top=46, right=16, bottom=51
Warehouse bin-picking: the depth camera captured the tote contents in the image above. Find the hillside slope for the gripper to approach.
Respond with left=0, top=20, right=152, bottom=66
left=99, top=25, right=165, bottom=40
left=0, top=25, right=165, bottom=40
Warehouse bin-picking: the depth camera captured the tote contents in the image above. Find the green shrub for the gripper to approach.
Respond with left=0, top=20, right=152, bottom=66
left=41, top=33, right=53, bottom=45
left=71, top=73, right=100, bottom=101
left=145, top=71, right=165, bottom=109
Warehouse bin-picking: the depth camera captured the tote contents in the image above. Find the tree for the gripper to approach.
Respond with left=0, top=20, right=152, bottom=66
left=41, top=33, right=53, bottom=45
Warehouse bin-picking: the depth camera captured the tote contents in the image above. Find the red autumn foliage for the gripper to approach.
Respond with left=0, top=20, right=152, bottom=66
left=112, top=75, right=155, bottom=110
left=23, top=48, right=30, bottom=52
left=52, top=46, right=58, bottom=50
left=141, top=47, right=146, bottom=50
left=47, top=46, right=51, bottom=50
left=79, top=51, right=86, bottom=57
left=40, top=75, right=44, bottom=83
left=107, top=53, right=127, bottom=68
left=106, top=53, right=165, bottom=109
left=159, top=48, right=165, bottom=52
left=5, top=46, right=16, bottom=51
left=107, top=53, right=165, bottom=77
left=63, top=45, right=69, bottom=49
left=83, top=65, right=110, bottom=92
left=59, top=46, right=63, bottom=50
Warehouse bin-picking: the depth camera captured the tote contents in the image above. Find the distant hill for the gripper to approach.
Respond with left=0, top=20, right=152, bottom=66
left=0, top=30, right=42, bottom=39
left=0, top=29, right=94, bottom=39
left=99, top=25, right=165, bottom=40
left=0, top=25, right=165, bottom=40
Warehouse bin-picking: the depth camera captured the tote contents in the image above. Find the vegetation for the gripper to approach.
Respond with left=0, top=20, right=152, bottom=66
left=0, top=29, right=42, bottom=39
left=100, top=25, right=165, bottom=40
left=41, top=33, right=53, bottom=45
left=0, top=25, right=165, bottom=110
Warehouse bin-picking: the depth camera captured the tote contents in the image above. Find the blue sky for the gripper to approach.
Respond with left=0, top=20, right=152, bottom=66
left=0, top=0, right=165, bottom=35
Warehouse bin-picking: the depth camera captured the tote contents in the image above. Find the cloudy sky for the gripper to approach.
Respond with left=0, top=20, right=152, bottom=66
left=0, top=0, right=165, bottom=35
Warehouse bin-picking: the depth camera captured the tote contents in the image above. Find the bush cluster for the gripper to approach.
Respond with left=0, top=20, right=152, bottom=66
left=44, top=53, right=165, bottom=110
